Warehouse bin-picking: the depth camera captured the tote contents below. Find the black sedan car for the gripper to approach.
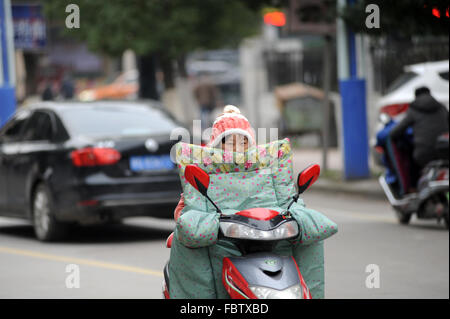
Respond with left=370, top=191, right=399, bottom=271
left=0, top=101, right=184, bottom=241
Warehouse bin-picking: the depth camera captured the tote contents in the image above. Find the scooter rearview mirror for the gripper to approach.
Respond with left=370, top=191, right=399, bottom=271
left=184, top=165, right=222, bottom=213
left=297, top=164, right=320, bottom=195
left=286, top=164, right=321, bottom=213
left=185, top=164, right=210, bottom=197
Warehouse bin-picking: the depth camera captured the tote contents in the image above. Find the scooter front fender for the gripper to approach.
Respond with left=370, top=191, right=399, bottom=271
left=222, top=252, right=311, bottom=299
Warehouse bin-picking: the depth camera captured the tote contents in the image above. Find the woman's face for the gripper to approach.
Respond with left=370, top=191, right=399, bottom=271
left=221, top=134, right=249, bottom=153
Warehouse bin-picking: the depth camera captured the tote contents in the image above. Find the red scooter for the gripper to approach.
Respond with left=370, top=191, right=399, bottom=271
left=163, top=164, right=320, bottom=299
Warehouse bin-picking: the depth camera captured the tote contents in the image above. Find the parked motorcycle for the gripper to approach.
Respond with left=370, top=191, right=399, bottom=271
left=375, top=114, right=449, bottom=228
left=162, top=164, right=321, bottom=299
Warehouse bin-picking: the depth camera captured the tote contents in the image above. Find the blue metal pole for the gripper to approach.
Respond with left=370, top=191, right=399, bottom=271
left=0, top=0, right=16, bottom=128
left=339, top=79, right=369, bottom=179
left=348, top=30, right=357, bottom=78
left=337, top=0, right=370, bottom=179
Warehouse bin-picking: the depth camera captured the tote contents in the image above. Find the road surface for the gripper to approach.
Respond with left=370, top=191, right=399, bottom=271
left=0, top=191, right=448, bottom=298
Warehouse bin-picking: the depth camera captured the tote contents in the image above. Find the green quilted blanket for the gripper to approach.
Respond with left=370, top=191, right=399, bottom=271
left=168, top=138, right=337, bottom=298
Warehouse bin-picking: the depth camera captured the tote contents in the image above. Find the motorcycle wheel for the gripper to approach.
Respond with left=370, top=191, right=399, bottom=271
left=444, top=192, right=449, bottom=229
left=433, top=193, right=449, bottom=230
left=395, top=209, right=411, bottom=225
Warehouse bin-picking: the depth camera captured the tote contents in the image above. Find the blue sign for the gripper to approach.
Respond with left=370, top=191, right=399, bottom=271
left=1, top=0, right=16, bottom=128
left=12, top=4, right=46, bottom=50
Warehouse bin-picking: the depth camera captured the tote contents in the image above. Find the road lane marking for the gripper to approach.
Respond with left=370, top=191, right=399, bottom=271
left=0, top=246, right=164, bottom=277
left=0, top=206, right=395, bottom=282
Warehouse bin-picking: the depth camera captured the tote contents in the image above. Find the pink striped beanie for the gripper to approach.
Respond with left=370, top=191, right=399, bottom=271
left=207, top=105, right=256, bottom=148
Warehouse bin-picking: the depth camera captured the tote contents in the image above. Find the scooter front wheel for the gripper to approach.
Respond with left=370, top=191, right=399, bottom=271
left=394, top=208, right=412, bottom=225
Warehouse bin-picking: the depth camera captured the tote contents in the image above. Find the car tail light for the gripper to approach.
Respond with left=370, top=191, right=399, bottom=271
left=71, top=147, right=121, bottom=167
left=380, top=103, right=409, bottom=117
left=436, top=169, right=449, bottom=181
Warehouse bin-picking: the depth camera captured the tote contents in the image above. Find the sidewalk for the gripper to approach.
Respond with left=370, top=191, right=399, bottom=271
left=292, top=148, right=385, bottom=199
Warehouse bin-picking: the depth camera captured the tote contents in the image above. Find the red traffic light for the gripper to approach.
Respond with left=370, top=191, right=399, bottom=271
left=264, top=11, right=286, bottom=27
left=432, top=7, right=441, bottom=18
left=424, top=5, right=450, bottom=18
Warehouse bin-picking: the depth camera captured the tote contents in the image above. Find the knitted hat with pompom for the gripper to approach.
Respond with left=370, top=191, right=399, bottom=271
left=207, top=105, right=256, bottom=148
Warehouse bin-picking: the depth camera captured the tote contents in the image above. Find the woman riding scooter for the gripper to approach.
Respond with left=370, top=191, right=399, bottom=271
left=166, top=105, right=338, bottom=298
left=377, top=87, right=449, bottom=227
left=389, top=86, right=449, bottom=186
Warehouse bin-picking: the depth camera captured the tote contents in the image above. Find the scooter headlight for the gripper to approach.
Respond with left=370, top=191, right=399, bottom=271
left=378, top=112, right=392, bottom=125
left=219, top=220, right=299, bottom=240
left=249, top=284, right=302, bottom=299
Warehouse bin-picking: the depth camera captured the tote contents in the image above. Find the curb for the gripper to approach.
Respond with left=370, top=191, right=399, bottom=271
left=310, top=178, right=385, bottom=199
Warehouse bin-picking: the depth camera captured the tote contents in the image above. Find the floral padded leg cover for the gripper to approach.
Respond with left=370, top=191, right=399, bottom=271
left=168, top=139, right=337, bottom=299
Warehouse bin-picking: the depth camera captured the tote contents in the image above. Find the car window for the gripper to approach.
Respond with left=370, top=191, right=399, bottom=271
left=0, top=111, right=30, bottom=143
left=22, top=111, right=54, bottom=142
left=58, top=105, right=178, bottom=138
left=52, top=113, right=70, bottom=142
left=439, top=71, right=449, bottom=81
left=385, top=71, right=418, bottom=94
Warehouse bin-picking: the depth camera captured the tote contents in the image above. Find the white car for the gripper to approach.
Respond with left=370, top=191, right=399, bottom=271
left=376, top=60, right=449, bottom=119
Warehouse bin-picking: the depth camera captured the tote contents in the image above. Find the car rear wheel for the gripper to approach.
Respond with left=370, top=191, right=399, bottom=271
left=32, top=183, right=68, bottom=242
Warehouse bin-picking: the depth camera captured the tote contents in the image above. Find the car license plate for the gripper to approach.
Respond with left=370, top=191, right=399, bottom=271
left=129, top=154, right=174, bottom=172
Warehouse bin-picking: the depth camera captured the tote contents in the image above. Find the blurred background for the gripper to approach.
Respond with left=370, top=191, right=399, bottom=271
left=0, top=0, right=448, bottom=299
left=3, top=0, right=449, bottom=172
